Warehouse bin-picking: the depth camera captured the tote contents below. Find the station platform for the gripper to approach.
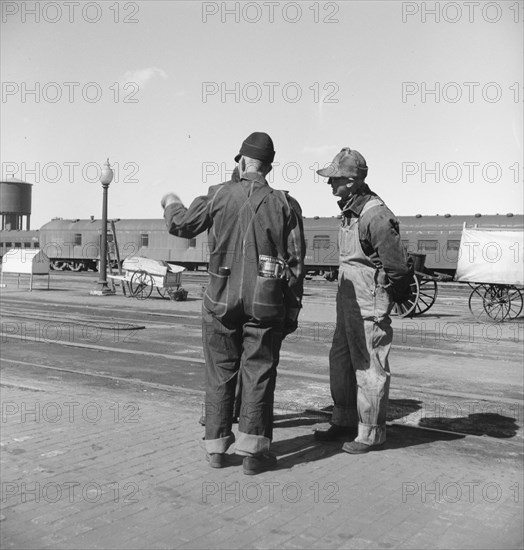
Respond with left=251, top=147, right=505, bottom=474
left=1, top=367, right=522, bottom=550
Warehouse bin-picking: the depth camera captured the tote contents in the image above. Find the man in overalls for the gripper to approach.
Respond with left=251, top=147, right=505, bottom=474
left=314, top=148, right=413, bottom=453
left=161, top=132, right=305, bottom=474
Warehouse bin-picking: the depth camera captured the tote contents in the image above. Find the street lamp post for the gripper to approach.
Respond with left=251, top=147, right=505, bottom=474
left=91, top=158, right=115, bottom=295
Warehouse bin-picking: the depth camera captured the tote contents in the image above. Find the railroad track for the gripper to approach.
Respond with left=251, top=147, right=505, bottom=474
left=1, top=296, right=522, bottom=359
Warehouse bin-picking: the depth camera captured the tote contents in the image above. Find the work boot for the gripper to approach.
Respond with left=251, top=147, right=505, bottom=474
left=206, top=453, right=225, bottom=468
left=242, top=453, right=277, bottom=475
left=314, top=424, right=357, bottom=442
left=342, top=441, right=385, bottom=454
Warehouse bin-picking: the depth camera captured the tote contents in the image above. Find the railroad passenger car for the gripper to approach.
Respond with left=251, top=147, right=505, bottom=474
left=2, top=213, right=522, bottom=277
left=302, top=213, right=523, bottom=277
left=0, top=229, right=40, bottom=258
left=36, top=218, right=208, bottom=272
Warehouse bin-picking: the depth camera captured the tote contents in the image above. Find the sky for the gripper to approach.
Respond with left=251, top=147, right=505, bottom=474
left=1, top=0, right=523, bottom=228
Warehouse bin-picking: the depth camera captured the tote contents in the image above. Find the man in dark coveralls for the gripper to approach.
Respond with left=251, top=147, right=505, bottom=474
left=314, top=148, right=413, bottom=453
left=161, top=132, right=305, bottom=474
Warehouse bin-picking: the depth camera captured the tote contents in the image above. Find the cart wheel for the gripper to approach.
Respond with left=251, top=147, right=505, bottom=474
left=391, top=274, right=420, bottom=318
left=506, top=286, right=523, bottom=319
left=482, top=284, right=512, bottom=322
left=412, top=277, right=438, bottom=316
left=173, top=288, right=188, bottom=301
left=156, top=287, right=170, bottom=299
left=468, top=284, right=489, bottom=320
left=130, top=271, right=153, bottom=300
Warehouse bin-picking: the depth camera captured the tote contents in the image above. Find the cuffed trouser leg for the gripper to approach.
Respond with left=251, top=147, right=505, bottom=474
left=354, top=317, right=392, bottom=446
left=202, top=308, right=241, bottom=454
left=235, top=322, right=283, bottom=456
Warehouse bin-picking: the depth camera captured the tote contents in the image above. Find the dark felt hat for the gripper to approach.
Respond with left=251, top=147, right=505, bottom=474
left=235, top=132, right=275, bottom=163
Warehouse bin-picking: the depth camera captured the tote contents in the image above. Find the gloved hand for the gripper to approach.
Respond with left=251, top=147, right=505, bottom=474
left=389, top=284, right=414, bottom=304
left=161, top=193, right=183, bottom=209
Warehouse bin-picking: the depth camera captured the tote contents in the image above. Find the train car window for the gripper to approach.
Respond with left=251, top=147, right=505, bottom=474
left=188, top=238, right=197, bottom=248
left=447, top=240, right=460, bottom=251
left=15, top=242, right=21, bottom=248
left=313, top=235, right=331, bottom=249
left=24, top=242, right=31, bottom=248
left=74, top=233, right=82, bottom=246
left=34, top=242, right=40, bottom=248
left=417, top=240, right=438, bottom=252
left=5, top=242, right=12, bottom=248
left=140, top=233, right=149, bottom=247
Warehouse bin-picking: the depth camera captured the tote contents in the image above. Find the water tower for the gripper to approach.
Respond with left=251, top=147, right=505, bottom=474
left=0, top=177, right=32, bottom=230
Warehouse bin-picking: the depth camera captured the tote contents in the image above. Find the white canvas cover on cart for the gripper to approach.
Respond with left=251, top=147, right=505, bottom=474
left=455, top=228, right=524, bottom=285
left=122, top=256, right=185, bottom=276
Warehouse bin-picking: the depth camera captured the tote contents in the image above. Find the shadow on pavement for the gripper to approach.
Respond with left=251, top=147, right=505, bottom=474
left=271, top=434, right=342, bottom=470
left=274, top=413, right=327, bottom=429
left=271, top=425, right=465, bottom=469
left=388, top=399, right=520, bottom=438
left=273, top=399, right=425, bottom=428
left=384, top=424, right=464, bottom=450
left=388, top=398, right=423, bottom=421
left=419, top=413, right=520, bottom=438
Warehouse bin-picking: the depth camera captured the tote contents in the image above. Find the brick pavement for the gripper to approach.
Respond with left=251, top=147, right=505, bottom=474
left=1, top=369, right=523, bottom=550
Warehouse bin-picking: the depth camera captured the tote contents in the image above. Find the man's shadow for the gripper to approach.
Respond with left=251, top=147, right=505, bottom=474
left=270, top=398, right=520, bottom=468
left=419, top=413, right=520, bottom=438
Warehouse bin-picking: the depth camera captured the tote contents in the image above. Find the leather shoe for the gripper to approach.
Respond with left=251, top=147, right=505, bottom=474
left=243, top=453, right=277, bottom=475
left=314, top=424, right=357, bottom=442
left=342, top=440, right=384, bottom=454
left=206, top=453, right=225, bottom=468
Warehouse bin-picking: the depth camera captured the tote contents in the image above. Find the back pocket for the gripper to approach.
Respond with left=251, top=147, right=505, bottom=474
left=204, top=272, right=229, bottom=317
left=252, top=276, right=285, bottom=322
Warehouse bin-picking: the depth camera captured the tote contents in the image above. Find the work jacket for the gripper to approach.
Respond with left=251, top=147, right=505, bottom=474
left=164, top=172, right=305, bottom=325
left=338, top=185, right=413, bottom=302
